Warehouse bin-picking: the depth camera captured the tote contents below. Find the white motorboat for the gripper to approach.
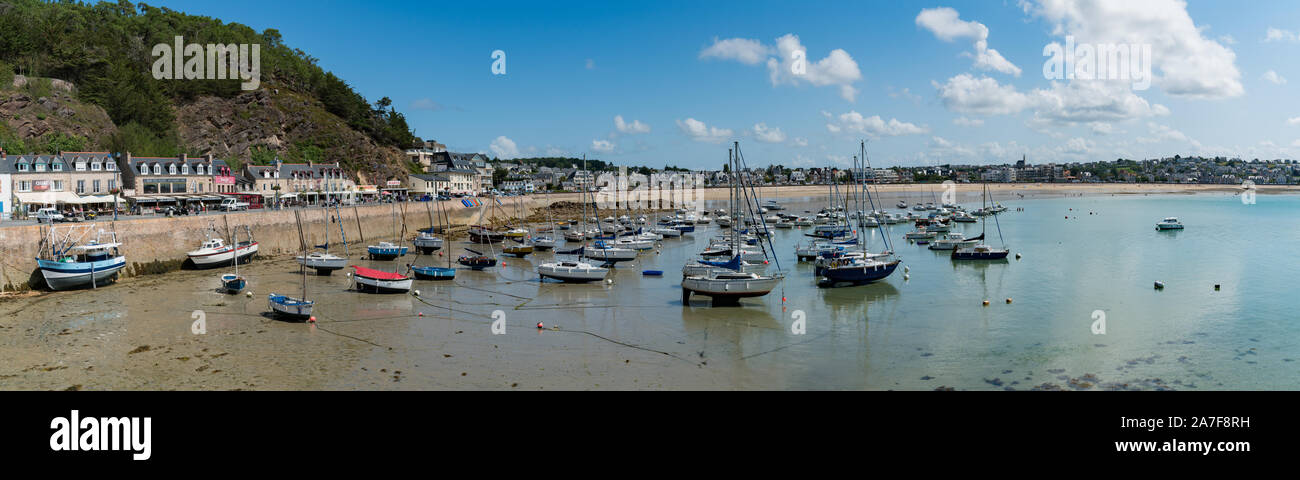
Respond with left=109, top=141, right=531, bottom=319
left=187, top=236, right=258, bottom=269
left=1156, top=217, right=1184, bottom=230
left=927, top=233, right=978, bottom=251
left=682, top=268, right=781, bottom=303
left=412, top=232, right=444, bottom=253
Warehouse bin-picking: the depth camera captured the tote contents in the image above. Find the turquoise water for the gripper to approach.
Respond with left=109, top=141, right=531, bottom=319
left=657, top=192, right=1294, bottom=390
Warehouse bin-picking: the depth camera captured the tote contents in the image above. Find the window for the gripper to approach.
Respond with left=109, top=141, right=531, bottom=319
left=108, top=180, right=116, bottom=192
left=76, top=180, right=85, bottom=194
left=197, top=164, right=205, bottom=175
left=35, top=163, right=45, bottom=172
left=75, top=161, right=86, bottom=171
left=52, top=162, right=61, bottom=171
left=17, top=163, right=28, bottom=172
left=105, top=161, right=114, bottom=171
left=93, top=180, right=101, bottom=194
left=52, top=180, right=63, bottom=191
left=153, top=164, right=161, bottom=175
left=140, top=164, right=148, bottom=175
left=181, top=164, right=189, bottom=175
left=168, top=164, right=176, bottom=175
left=91, top=162, right=102, bottom=171
left=18, top=181, right=30, bottom=192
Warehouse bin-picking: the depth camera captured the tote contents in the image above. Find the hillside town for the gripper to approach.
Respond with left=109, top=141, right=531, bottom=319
left=1, top=139, right=1295, bottom=222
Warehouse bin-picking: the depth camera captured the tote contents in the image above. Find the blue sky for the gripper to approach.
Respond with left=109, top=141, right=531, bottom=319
left=159, top=0, right=1300, bottom=170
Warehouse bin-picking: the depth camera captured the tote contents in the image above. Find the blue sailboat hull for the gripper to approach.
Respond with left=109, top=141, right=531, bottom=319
left=818, top=260, right=900, bottom=287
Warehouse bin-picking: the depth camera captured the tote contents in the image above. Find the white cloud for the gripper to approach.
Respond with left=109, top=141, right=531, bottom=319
left=1218, top=34, right=1236, bottom=45
left=1287, top=117, right=1300, bottom=126
left=932, top=74, right=1035, bottom=115
left=750, top=123, right=787, bottom=143
left=1138, top=122, right=1201, bottom=148
left=1263, top=70, right=1288, bottom=85
left=676, top=118, right=733, bottom=143
left=916, top=7, right=1022, bottom=76
left=766, top=34, right=863, bottom=101
left=823, top=110, right=928, bottom=137
left=1266, top=27, right=1299, bottom=43
left=614, top=115, right=651, bottom=134
left=489, top=136, right=520, bottom=159
left=1025, top=0, right=1243, bottom=99
left=1063, top=137, right=1091, bottom=154
left=953, top=116, right=985, bottom=127
left=699, top=37, right=771, bottom=65
left=889, top=87, right=922, bottom=103
left=702, top=34, right=864, bottom=102
left=933, top=74, right=1167, bottom=127
left=791, top=137, right=809, bottom=147
left=1090, top=122, right=1115, bottom=135
left=591, top=139, right=615, bottom=153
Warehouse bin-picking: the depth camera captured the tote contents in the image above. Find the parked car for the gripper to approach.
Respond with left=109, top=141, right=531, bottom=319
left=34, top=207, right=65, bottom=223
left=219, top=198, right=249, bottom=211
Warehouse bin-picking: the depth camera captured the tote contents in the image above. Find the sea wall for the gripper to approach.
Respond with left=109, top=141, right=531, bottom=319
left=0, top=198, right=546, bottom=291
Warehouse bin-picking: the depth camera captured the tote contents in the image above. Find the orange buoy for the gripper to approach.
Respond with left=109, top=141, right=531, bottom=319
left=536, top=322, right=544, bottom=329
left=982, top=300, right=990, bottom=306
left=308, top=316, right=316, bottom=323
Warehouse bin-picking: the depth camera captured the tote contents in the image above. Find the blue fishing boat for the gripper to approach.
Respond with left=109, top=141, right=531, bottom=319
left=221, top=274, right=246, bottom=293
left=36, top=225, right=126, bottom=291
left=409, top=264, right=456, bottom=280
left=367, top=242, right=408, bottom=260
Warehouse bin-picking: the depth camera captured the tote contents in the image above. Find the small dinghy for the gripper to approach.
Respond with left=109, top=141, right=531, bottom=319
left=409, top=264, right=456, bottom=280
left=642, top=270, right=664, bottom=276
left=457, top=248, right=497, bottom=270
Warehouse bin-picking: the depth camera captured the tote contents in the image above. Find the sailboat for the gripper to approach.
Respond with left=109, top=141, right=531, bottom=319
left=530, top=189, right=557, bottom=250
left=501, top=195, right=534, bottom=257
left=682, top=142, right=782, bottom=305
left=220, top=221, right=247, bottom=293
left=459, top=194, right=500, bottom=269
left=354, top=202, right=414, bottom=293
left=539, top=157, right=609, bottom=282
left=413, top=201, right=444, bottom=254
left=296, top=205, right=347, bottom=274
left=818, top=141, right=901, bottom=287
left=951, top=183, right=1010, bottom=260
left=269, top=211, right=314, bottom=321
left=409, top=199, right=457, bottom=280
left=36, top=224, right=126, bottom=291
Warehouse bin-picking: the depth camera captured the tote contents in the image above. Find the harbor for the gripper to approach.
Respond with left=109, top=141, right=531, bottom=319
left=0, top=185, right=1293, bottom=390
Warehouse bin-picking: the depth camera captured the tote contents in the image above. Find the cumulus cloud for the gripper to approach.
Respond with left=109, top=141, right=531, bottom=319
left=701, top=34, right=863, bottom=101
left=791, top=137, right=809, bottom=147
left=489, top=136, right=520, bottom=159
left=749, top=123, right=787, bottom=143
left=614, top=115, right=651, bottom=134
left=823, top=110, right=928, bottom=137
left=1263, top=70, right=1287, bottom=85
left=953, top=116, right=985, bottom=127
left=933, top=73, right=1168, bottom=127
left=676, top=118, right=733, bottom=143
left=591, top=139, right=615, bottom=153
left=1024, top=0, right=1243, bottom=99
left=916, top=7, right=1022, bottom=76
left=699, top=37, right=771, bottom=65
left=1287, top=117, right=1300, bottom=126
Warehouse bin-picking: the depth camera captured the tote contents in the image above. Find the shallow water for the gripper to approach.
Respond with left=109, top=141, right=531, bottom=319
left=1, top=191, right=1295, bottom=390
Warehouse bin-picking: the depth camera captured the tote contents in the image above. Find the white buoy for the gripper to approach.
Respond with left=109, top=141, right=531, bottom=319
left=412, top=289, right=421, bottom=296
left=903, top=274, right=909, bottom=281
left=904, top=266, right=910, bottom=273
left=246, top=291, right=253, bottom=298
left=605, top=279, right=613, bottom=285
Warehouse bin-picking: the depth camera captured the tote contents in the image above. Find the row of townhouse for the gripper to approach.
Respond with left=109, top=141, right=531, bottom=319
left=0, top=149, right=363, bottom=220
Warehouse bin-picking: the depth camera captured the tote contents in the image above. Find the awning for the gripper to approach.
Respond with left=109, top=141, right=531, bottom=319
left=14, top=191, right=81, bottom=205
left=277, top=193, right=298, bottom=199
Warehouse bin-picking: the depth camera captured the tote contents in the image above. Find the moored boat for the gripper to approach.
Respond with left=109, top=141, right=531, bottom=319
left=351, top=265, right=413, bottom=293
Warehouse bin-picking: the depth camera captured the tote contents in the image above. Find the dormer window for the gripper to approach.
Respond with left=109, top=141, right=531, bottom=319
left=17, top=162, right=28, bottom=172
left=91, top=162, right=102, bottom=171
left=168, top=164, right=176, bottom=175
left=196, top=164, right=205, bottom=175
left=35, top=163, right=46, bottom=172
left=153, top=164, right=161, bottom=175
left=106, top=160, right=115, bottom=171
left=181, top=164, right=189, bottom=175
left=75, top=160, right=86, bottom=171
left=140, top=164, right=148, bottom=175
